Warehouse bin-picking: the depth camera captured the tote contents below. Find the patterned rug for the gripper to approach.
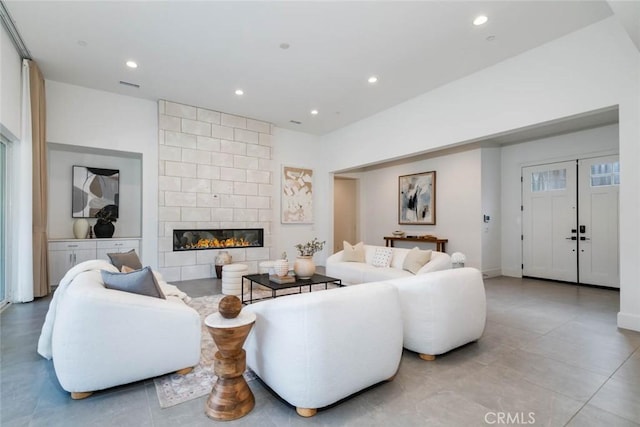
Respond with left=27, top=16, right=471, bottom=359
left=154, top=284, right=340, bottom=408
left=153, top=294, right=257, bottom=408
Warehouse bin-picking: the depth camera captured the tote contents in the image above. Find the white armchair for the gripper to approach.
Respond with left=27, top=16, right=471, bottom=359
left=41, top=266, right=201, bottom=398
left=244, top=282, right=403, bottom=417
left=387, top=267, right=487, bottom=360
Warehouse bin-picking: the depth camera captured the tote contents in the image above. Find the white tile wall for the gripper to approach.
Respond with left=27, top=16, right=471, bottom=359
left=158, top=100, right=273, bottom=279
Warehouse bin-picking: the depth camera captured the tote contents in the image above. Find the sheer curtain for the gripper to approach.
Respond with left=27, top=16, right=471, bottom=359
left=13, top=59, right=34, bottom=302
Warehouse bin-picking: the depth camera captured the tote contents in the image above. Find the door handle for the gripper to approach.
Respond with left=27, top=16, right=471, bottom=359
left=566, top=237, right=577, bottom=240
left=580, top=236, right=591, bottom=241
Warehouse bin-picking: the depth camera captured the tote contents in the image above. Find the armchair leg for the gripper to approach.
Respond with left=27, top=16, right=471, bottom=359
left=419, top=353, right=436, bottom=361
left=296, top=407, right=317, bottom=417
left=175, top=367, right=194, bottom=375
left=71, top=391, right=93, bottom=400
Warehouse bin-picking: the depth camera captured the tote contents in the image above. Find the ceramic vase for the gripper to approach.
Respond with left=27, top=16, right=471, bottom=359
left=93, top=221, right=115, bottom=238
left=273, top=259, right=289, bottom=277
left=294, top=256, right=315, bottom=279
left=214, top=251, right=232, bottom=278
left=73, top=218, right=90, bottom=239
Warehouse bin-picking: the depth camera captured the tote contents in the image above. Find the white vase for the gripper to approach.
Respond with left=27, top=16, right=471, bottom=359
left=73, top=219, right=89, bottom=239
left=294, top=256, right=316, bottom=279
left=273, top=259, right=289, bottom=277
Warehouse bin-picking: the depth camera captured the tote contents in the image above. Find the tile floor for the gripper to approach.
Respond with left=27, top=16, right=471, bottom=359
left=1, top=275, right=639, bottom=426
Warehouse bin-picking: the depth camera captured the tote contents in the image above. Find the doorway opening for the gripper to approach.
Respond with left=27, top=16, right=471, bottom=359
left=333, top=177, right=359, bottom=254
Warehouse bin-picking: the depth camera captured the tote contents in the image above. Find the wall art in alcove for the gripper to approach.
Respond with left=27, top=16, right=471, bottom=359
left=71, top=166, right=119, bottom=218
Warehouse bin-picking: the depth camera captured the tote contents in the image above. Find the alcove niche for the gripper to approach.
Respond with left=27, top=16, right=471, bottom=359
left=47, top=142, right=142, bottom=239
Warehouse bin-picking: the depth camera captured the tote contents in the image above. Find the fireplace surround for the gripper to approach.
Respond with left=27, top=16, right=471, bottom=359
left=173, top=228, right=264, bottom=251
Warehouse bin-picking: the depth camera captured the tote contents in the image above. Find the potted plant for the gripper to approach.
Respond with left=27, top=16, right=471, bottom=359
left=293, top=238, right=325, bottom=279
left=93, top=204, right=118, bottom=238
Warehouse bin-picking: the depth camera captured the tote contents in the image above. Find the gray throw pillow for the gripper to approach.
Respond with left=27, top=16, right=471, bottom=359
left=101, top=266, right=165, bottom=299
left=107, top=249, right=142, bottom=270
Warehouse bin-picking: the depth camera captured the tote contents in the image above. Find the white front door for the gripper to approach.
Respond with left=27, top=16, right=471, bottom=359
left=578, top=156, right=620, bottom=288
left=522, top=161, right=578, bottom=282
left=522, top=156, right=620, bottom=288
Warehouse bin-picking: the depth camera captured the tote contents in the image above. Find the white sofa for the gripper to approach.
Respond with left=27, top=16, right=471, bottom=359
left=244, top=282, right=404, bottom=417
left=326, top=244, right=451, bottom=285
left=38, top=260, right=201, bottom=398
left=387, top=267, right=486, bottom=360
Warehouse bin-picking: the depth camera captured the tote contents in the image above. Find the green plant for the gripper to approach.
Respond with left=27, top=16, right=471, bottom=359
left=295, top=238, right=325, bottom=257
left=95, top=204, right=118, bottom=225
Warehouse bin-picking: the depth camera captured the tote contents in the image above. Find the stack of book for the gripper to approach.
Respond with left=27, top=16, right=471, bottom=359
left=269, top=275, right=295, bottom=284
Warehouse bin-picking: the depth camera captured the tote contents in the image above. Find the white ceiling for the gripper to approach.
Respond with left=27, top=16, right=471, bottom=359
left=5, top=1, right=615, bottom=135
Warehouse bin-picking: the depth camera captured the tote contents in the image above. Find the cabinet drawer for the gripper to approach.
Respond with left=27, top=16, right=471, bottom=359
left=49, top=240, right=97, bottom=251
left=96, top=239, right=140, bottom=250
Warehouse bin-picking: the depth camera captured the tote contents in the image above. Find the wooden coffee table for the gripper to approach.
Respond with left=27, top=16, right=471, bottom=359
left=241, top=273, right=343, bottom=304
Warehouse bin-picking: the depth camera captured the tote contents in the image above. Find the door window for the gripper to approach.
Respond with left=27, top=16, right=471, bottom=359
left=531, top=169, right=567, bottom=192
left=590, top=162, right=620, bottom=186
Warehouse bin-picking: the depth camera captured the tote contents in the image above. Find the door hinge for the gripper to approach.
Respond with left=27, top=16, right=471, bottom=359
left=521, top=234, right=523, bottom=241
left=520, top=176, right=523, bottom=183
left=521, top=264, right=524, bottom=269
left=521, top=205, right=523, bottom=211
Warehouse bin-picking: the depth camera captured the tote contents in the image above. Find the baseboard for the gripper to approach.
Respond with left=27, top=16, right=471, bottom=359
left=500, top=269, right=522, bottom=278
left=481, top=269, right=502, bottom=278
left=617, top=312, right=640, bottom=332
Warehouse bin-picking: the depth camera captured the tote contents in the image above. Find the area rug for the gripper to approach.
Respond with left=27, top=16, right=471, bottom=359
left=154, top=284, right=340, bottom=408
left=153, top=294, right=257, bottom=409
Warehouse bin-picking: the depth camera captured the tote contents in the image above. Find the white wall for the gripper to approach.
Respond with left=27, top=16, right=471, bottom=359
left=481, top=147, right=502, bottom=277
left=355, top=148, right=483, bottom=269
left=501, top=124, right=619, bottom=277
left=270, top=127, right=328, bottom=264
left=47, top=144, right=142, bottom=239
left=319, top=18, right=640, bottom=331
left=46, top=81, right=158, bottom=267
left=0, top=24, right=21, bottom=140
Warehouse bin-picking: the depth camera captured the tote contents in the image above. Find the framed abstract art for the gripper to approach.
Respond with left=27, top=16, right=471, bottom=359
left=72, top=166, right=120, bottom=218
left=398, top=171, right=436, bottom=225
left=281, top=165, right=313, bottom=224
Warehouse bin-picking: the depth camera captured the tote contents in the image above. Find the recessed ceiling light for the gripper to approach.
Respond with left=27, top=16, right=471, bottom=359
left=473, top=15, right=488, bottom=26
left=310, top=109, right=319, bottom=115
left=368, top=76, right=378, bottom=84
left=235, top=89, right=244, bottom=96
left=486, top=35, right=496, bottom=42
left=126, top=60, right=138, bottom=69
left=280, top=43, right=290, bottom=50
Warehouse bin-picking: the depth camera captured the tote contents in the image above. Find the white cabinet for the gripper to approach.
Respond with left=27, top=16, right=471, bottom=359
left=48, top=238, right=141, bottom=286
left=48, top=240, right=97, bottom=287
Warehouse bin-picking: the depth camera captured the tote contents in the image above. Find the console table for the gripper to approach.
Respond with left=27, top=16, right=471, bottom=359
left=384, top=236, right=448, bottom=253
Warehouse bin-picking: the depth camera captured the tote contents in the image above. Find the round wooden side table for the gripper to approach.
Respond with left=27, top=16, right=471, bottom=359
left=204, top=310, right=256, bottom=421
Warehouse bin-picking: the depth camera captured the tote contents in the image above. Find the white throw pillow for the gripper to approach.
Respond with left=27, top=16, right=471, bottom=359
left=372, top=247, right=393, bottom=268
left=343, top=241, right=366, bottom=262
left=403, top=247, right=432, bottom=274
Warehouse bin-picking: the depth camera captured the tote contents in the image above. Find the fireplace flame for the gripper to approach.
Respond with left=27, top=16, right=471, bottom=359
left=185, top=237, right=253, bottom=249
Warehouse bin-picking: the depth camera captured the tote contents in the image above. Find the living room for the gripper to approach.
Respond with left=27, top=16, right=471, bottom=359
left=1, top=1, right=639, bottom=425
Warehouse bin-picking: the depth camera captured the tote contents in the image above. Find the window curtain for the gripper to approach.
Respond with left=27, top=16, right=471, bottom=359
left=13, top=59, right=35, bottom=302
left=13, top=59, right=48, bottom=302
left=28, top=60, right=48, bottom=298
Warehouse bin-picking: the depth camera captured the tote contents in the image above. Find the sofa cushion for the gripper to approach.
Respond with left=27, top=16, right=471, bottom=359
left=343, top=241, right=365, bottom=262
left=403, top=247, right=432, bottom=274
left=101, top=266, right=165, bottom=299
left=372, top=247, right=393, bottom=267
left=108, top=249, right=143, bottom=270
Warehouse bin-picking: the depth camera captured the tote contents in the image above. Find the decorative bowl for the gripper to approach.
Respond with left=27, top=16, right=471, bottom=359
left=392, top=230, right=405, bottom=237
